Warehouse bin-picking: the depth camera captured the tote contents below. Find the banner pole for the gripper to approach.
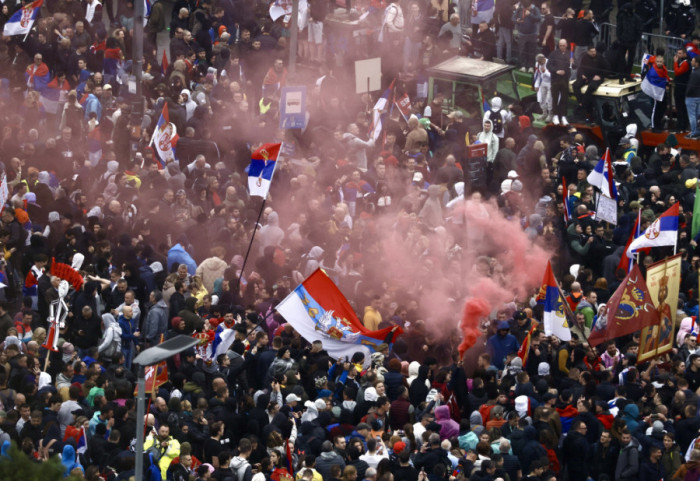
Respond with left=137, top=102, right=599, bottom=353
left=236, top=198, right=266, bottom=296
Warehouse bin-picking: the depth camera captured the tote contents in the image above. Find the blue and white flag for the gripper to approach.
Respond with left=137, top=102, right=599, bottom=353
left=3, top=0, right=42, bottom=37
left=627, top=203, right=679, bottom=256
left=587, top=148, right=617, bottom=199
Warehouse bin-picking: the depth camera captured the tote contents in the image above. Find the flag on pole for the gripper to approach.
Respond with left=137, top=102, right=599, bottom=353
left=161, top=50, right=169, bottom=76
left=369, top=81, right=394, bottom=142
left=149, top=103, right=179, bottom=167
left=562, top=176, right=571, bottom=224
left=618, top=209, right=644, bottom=273
left=3, top=0, right=42, bottom=37
left=276, top=269, right=403, bottom=365
left=394, top=92, right=412, bottom=122
left=134, top=362, right=168, bottom=395
left=42, top=318, right=60, bottom=352
left=517, top=324, right=536, bottom=366
left=587, top=148, right=617, bottom=199
left=692, top=183, right=700, bottom=240
left=587, top=264, right=659, bottom=347
left=626, top=203, right=679, bottom=257
left=537, top=261, right=572, bottom=341
left=247, top=143, right=281, bottom=198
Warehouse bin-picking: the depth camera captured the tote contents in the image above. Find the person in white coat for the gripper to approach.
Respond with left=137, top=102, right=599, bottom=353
left=534, top=54, right=553, bottom=122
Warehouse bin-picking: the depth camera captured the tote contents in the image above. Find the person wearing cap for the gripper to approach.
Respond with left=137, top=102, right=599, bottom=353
left=487, top=321, right=520, bottom=371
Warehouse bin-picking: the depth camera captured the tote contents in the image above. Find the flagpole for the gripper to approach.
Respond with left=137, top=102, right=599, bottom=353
left=235, top=197, right=266, bottom=297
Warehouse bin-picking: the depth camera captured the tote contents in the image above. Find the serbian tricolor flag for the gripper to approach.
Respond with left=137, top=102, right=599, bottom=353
left=587, top=148, right=617, bottom=199
left=641, top=56, right=669, bottom=101
left=3, top=0, right=42, bottom=37
left=627, top=203, right=679, bottom=257
left=369, top=80, right=394, bottom=142
left=562, top=176, right=571, bottom=224
left=87, top=126, right=103, bottom=166
left=247, top=143, right=281, bottom=198
left=276, top=269, right=403, bottom=366
left=149, top=103, right=179, bottom=167
left=537, top=261, right=572, bottom=341
left=64, top=426, right=87, bottom=454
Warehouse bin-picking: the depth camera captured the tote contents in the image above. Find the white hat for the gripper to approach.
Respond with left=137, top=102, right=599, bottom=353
left=285, top=393, right=302, bottom=403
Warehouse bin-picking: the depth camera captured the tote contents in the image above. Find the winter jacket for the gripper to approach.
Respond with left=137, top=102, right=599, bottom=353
left=519, top=426, right=548, bottom=473
left=486, top=332, right=519, bottom=369
left=639, top=458, right=665, bottom=481
left=145, top=299, right=169, bottom=345
left=98, top=313, right=122, bottom=357
left=435, top=405, right=459, bottom=440
left=615, top=437, right=641, bottom=481
left=167, top=243, right=197, bottom=274
left=315, top=451, right=346, bottom=480
left=195, top=256, right=228, bottom=292
left=230, top=455, right=253, bottom=481
left=562, top=430, right=590, bottom=481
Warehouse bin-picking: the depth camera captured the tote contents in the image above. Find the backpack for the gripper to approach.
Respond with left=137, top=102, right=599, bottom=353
left=147, top=452, right=163, bottom=481
left=490, top=112, right=504, bottom=134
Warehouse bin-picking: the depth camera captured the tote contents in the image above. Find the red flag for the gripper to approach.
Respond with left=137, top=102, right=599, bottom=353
left=134, top=362, right=169, bottom=395
left=587, top=264, right=659, bottom=347
left=42, top=321, right=59, bottom=352
left=517, top=325, right=536, bottom=366
left=162, top=50, right=169, bottom=76
left=617, top=210, right=650, bottom=273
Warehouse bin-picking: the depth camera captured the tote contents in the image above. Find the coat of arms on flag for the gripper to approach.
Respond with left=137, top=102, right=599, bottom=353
left=276, top=269, right=402, bottom=365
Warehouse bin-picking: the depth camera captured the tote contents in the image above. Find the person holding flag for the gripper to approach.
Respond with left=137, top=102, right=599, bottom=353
left=150, top=103, right=179, bottom=167
left=586, top=148, right=618, bottom=199
left=641, top=54, right=671, bottom=131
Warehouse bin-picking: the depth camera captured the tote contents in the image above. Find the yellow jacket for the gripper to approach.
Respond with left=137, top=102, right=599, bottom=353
left=144, top=434, right=181, bottom=479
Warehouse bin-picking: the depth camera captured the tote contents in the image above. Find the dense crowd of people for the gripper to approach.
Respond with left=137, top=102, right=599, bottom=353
left=0, top=0, right=699, bottom=481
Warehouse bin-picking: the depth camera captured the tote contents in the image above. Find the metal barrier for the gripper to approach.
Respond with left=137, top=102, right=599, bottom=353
left=597, top=22, right=685, bottom=72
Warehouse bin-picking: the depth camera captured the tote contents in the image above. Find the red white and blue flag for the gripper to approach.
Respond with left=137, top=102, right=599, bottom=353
left=369, top=81, right=394, bottom=142
left=641, top=54, right=669, bottom=101
left=587, top=148, right=617, bottom=199
left=276, top=269, right=402, bottom=365
left=562, top=176, right=571, bottom=224
left=149, top=103, right=179, bottom=167
left=627, top=203, right=679, bottom=257
left=3, top=0, right=42, bottom=37
left=537, top=261, right=571, bottom=341
left=63, top=426, right=87, bottom=454
left=247, top=143, right=281, bottom=198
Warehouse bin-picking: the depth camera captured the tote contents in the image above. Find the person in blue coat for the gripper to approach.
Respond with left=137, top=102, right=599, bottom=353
left=486, top=321, right=520, bottom=370
left=61, top=444, right=84, bottom=477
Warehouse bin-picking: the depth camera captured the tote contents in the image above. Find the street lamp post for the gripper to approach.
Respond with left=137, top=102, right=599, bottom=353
left=133, top=335, right=199, bottom=481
